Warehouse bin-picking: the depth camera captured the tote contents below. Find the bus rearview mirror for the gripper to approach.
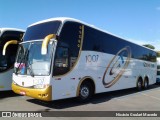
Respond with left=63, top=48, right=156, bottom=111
left=2, top=40, right=18, bottom=55
left=41, top=34, right=56, bottom=55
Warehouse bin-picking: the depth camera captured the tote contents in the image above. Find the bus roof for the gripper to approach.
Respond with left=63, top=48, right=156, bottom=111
left=0, top=28, right=25, bottom=33
left=29, top=17, right=156, bottom=52
left=29, top=17, right=84, bottom=27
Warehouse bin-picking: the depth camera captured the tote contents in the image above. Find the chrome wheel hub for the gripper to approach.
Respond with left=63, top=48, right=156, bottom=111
left=81, top=87, right=89, bottom=98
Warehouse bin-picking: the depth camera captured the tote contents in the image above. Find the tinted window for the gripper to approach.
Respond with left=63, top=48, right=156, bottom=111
left=53, top=21, right=83, bottom=76
left=157, top=71, right=160, bottom=75
left=23, top=21, right=61, bottom=41
left=82, top=25, right=156, bottom=62
left=0, top=31, right=23, bottom=45
left=59, top=22, right=82, bottom=57
left=0, top=31, right=24, bottom=72
left=157, top=65, right=160, bottom=69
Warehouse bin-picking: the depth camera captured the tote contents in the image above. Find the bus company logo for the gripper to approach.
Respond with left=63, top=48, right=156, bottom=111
left=2, top=112, right=11, bottom=117
left=102, top=46, right=131, bottom=88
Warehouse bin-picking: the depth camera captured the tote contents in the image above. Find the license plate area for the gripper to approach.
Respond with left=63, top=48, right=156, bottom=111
left=20, top=91, right=26, bottom=95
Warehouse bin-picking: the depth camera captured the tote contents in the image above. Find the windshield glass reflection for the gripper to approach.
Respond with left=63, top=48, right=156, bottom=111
left=14, top=41, right=53, bottom=76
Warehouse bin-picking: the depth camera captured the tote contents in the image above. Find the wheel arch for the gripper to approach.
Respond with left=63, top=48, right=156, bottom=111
left=76, top=76, right=96, bottom=97
left=143, top=75, right=149, bottom=86
left=136, top=76, right=143, bottom=86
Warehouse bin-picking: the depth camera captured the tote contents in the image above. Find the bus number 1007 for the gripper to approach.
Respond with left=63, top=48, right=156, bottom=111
left=86, top=55, right=99, bottom=63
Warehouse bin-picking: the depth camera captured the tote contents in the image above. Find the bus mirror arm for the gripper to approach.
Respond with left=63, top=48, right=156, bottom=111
left=41, top=34, right=56, bottom=55
left=2, top=40, right=18, bottom=56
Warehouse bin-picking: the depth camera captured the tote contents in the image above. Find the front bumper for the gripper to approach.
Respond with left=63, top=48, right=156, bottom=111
left=12, top=83, right=52, bottom=101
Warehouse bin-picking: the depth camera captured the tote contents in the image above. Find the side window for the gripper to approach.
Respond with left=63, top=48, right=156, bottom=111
left=157, top=71, right=160, bottom=75
left=53, top=22, right=84, bottom=76
left=157, top=65, right=160, bottom=69
left=53, top=47, right=69, bottom=76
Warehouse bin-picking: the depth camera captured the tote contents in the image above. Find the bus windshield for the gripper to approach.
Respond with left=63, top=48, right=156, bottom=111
left=14, top=41, right=53, bottom=76
left=23, top=21, right=61, bottom=41
left=0, top=31, right=24, bottom=72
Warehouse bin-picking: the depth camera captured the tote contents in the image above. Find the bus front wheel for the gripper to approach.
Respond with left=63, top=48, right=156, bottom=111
left=77, top=81, right=93, bottom=102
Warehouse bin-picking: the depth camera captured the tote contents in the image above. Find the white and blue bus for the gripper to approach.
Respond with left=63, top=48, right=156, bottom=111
left=9, top=18, right=156, bottom=101
left=156, top=57, right=160, bottom=83
left=0, top=28, right=24, bottom=91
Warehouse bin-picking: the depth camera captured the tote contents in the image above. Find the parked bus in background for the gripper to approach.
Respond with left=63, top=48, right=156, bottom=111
left=9, top=17, right=157, bottom=102
left=0, top=28, right=24, bottom=91
left=156, top=57, right=160, bottom=83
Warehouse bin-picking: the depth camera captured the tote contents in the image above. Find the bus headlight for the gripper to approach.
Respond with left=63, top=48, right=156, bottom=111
left=12, top=80, right=17, bottom=85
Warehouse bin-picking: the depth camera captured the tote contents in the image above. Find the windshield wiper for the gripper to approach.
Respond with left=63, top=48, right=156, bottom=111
left=23, top=47, right=34, bottom=77
left=15, top=44, right=34, bottom=77
left=27, top=61, right=34, bottom=77
left=15, top=48, right=28, bottom=75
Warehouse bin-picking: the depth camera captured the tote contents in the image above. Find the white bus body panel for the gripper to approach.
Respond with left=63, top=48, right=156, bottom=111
left=156, top=58, right=160, bottom=83
left=0, top=69, right=13, bottom=91
left=51, top=51, right=156, bottom=100
left=13, top=74, right=51, bottom=88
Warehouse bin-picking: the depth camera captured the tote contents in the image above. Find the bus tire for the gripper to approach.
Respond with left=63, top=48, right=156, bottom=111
left=137, top=77, right=143, bottom=91
left=143, top=77, right=149, bottom=89
left=77, top=81, right=93, bottom=102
